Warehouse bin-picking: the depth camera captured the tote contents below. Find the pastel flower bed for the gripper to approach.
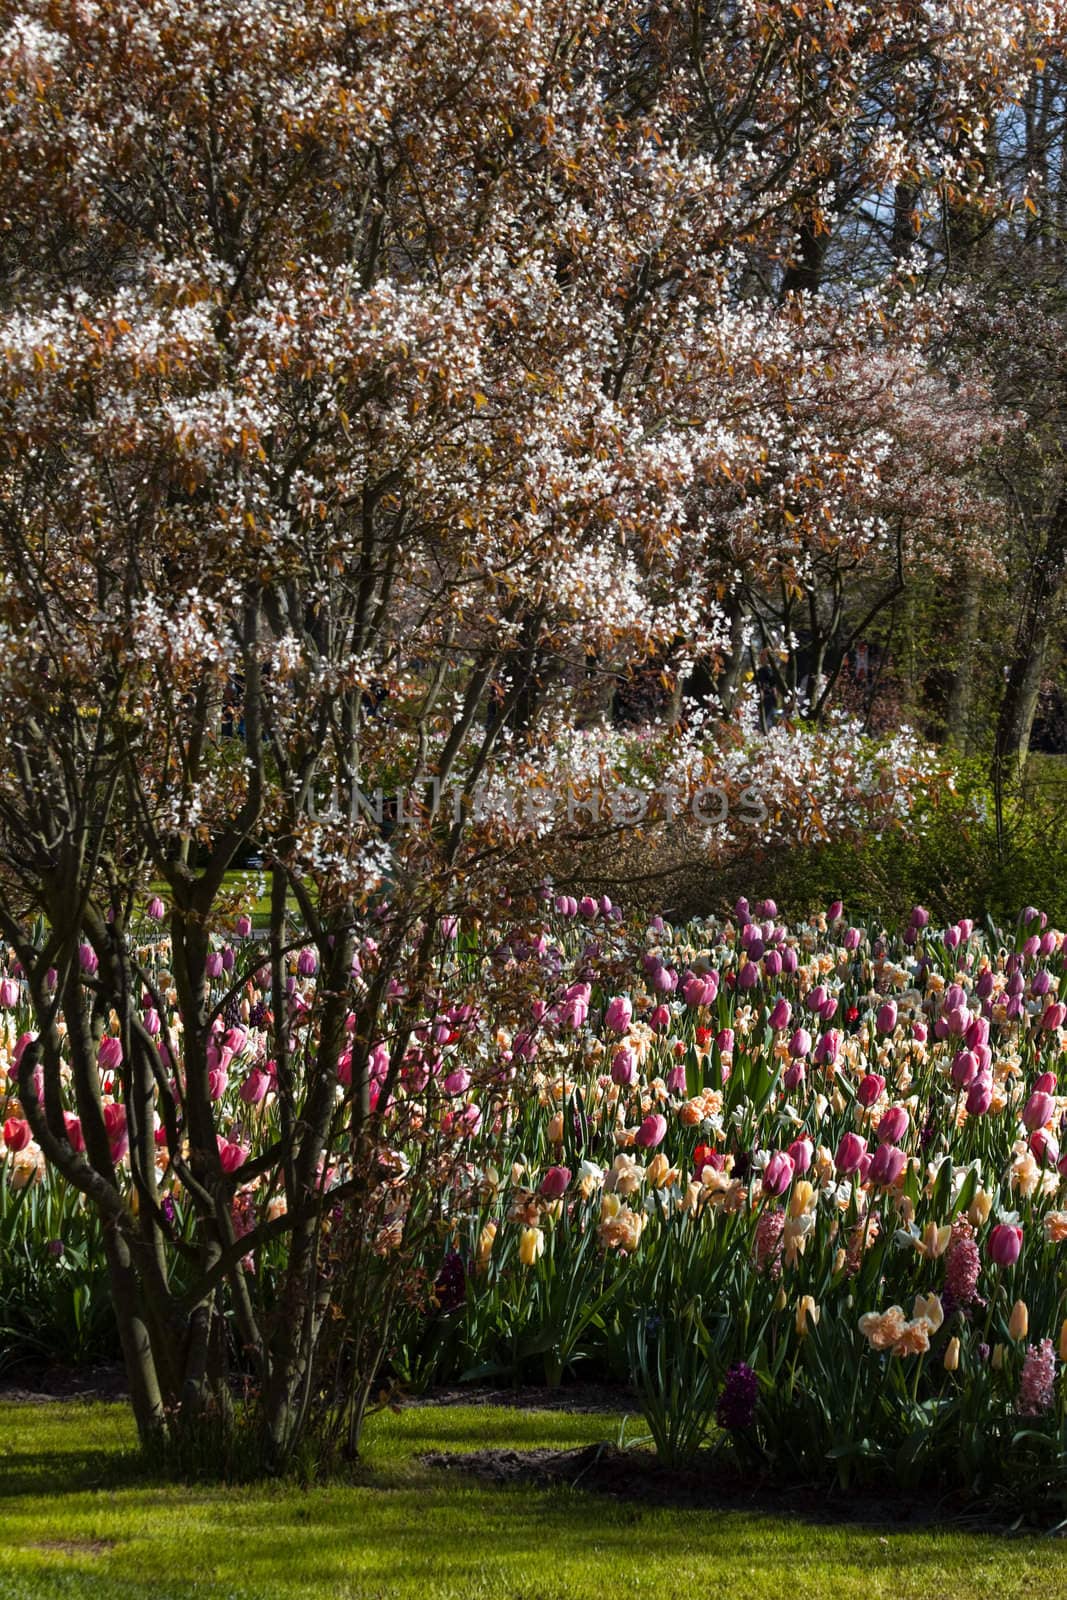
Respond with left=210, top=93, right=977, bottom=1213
left=2, top=895, right=1066, bottom=1503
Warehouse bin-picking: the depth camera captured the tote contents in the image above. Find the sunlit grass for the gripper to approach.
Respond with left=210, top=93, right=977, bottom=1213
left=1, top=1401, right=1064, bottom=1600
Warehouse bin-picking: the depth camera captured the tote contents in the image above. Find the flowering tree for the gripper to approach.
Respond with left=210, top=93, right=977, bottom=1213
left=0, top=0, right=1061, bottom=1469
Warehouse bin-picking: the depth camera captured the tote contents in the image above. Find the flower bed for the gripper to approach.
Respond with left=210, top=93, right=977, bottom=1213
left=2, top=896, right=1066, bottom=1506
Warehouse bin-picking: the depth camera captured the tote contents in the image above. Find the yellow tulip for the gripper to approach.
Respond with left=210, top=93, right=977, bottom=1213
left=944, top=1336, right=960, bottom=1372
left=991, top=1343, right=1005, bottom=1371
left=1008, top=1299, right=1029, bottom=1341
left=476, top=1222, right=497, bottom=1270
left=518, top=1225, right=544, bottom=1267
left=796, top=1294, right=820, bottom=1336
left=1059, top=1319, right=1067, bottom=1363
left=967, top=1189, right=993, bottom=1228
left=788, top=1180, right=815, bottom=1219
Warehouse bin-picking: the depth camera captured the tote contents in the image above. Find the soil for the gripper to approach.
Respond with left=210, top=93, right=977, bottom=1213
left=418, top=1442, right=1012, bottom=1530
left=408, top=1381, right=637, bottom=1415
left=0, top=1362, right=129, bottom=1404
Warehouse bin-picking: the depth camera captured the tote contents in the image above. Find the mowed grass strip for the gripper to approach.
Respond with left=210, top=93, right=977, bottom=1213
left=0, top=1401, right=1063, bottom=1600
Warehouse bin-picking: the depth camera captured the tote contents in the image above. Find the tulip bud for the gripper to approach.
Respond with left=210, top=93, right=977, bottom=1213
left=944, top=1336, right=960, bottom=1372
left=539, top=1166, right=571, bottom=1200
left=875, top=1001, right=897, bottom=1035
left=795, top=1295, right=819, bottom=1336
left=768, top=997, right=792, bottom=1031
left=1008, top=1299, right=1029, bottom=1341
left=987, top=1223, right=1023, bottom=1267
left=835, top=1132, right=867, bottom=1176
left=762, top=1151, right=795, bottom=1197
left=518, top=1226, right=544, bottom=1266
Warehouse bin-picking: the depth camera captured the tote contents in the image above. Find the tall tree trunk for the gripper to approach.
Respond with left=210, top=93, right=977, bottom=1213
left=995, top=488, right=1067, bottom=776
left=944, top=571, right=982, bottom=749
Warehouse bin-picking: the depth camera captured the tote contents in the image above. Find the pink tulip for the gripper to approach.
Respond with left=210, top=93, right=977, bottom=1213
left=737, top=961, right=759, bottom=991
left=635, top=1113, right=667, bottom=1149
left=240, top=1067, right=271, bottom=1106
left=146, top=896, right=166, bottom=921
left=951, top=1050, right=978, bottom=1090
left=1022, top=1090, right=1055, bottom=1132
left=63, top=1112, right=85, bottom=1153
left=875, top=1001, right=897, bottom=1034
left=783, top=1061, right=805, bottom=1091
left=762, top=1151, right=795, bottom=1197
left=205, top=952, right=224, bottom=979
left=539, top=1165, right=571, bottom=1199
left=102, top=1102, right=127, bottom=1161
left=0, top=978, right=19, bottom=1008
left=857, top=1073, right=885, bottom=1108
left=814, top=1030, right=839, bottom=1065
left=605, top=996, right=633, bottom=1034
left=1041, top=1001, right=1066, bottom=1031
left=2, top=1117, right=30, bottom=1152
left=649, top=1004, right=670, bottom=1030
left=835, top=1132, right=867, bottom=1176
left=1030, top=1127, right=1059, bottom=1166
left=683, top=973, right=718, bottom=1008
left=966, top=1077, right=992, bottom=1116
left=98, top=1036, right=123, bottom=1072
left=1034, top=1070, right=1058, bottom=1094
left=768, top=998, right=791, bottom=1031
left=217, top=1137, right=247, bottom=1174
left=877, top=1105, right=908, bottom=1145
left=442, top=1067, right=471, bottom=1096
left=868, top=1143, right=907, bottom=1188
left=987, top=1223, right=1023, bottom=1267
left=235, top=914, right=253, bottom=938
left=788, top=1136, right=814, bottom=1172
left=786, top=1027, right=810, bottom=1060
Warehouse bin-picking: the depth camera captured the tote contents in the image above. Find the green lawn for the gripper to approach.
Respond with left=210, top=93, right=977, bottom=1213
left=0, top=1401, right=1063, bottom=1600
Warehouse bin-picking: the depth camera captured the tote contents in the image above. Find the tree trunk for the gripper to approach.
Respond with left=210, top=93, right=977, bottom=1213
left=994, top=488, right=1067, bottom=777
left=944, top=572, right=982, bottom=749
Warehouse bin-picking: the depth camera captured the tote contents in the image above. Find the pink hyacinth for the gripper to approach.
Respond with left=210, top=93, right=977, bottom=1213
left=945, top=1218, right=980, bottom=1306
left=1018, top=1339, right=1056, bottom=1417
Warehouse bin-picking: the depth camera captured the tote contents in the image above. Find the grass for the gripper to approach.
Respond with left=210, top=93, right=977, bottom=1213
left=1, top=1403, right=1065, bottom=1599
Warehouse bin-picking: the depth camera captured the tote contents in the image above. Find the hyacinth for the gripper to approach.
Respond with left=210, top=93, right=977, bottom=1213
left=717, top=1362, right=759, bottom=1431
left=753, top=1208, right=785, bottom=1278
left=944, top=1218, right=981, bottom=1309
left=1018, top=1339, right=1056, bottom=1417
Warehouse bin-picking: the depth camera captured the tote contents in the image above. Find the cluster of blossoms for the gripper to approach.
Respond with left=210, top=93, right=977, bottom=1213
left=3, top=890, right=1067, bottom=1454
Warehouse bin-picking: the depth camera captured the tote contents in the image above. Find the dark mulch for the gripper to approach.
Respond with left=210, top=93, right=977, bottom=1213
left=408, top=1381, right=636, bottom=1415
left=418, top=1442, right=1014, bottom=1530
left=0, top=1363, right=129, bottom=1404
